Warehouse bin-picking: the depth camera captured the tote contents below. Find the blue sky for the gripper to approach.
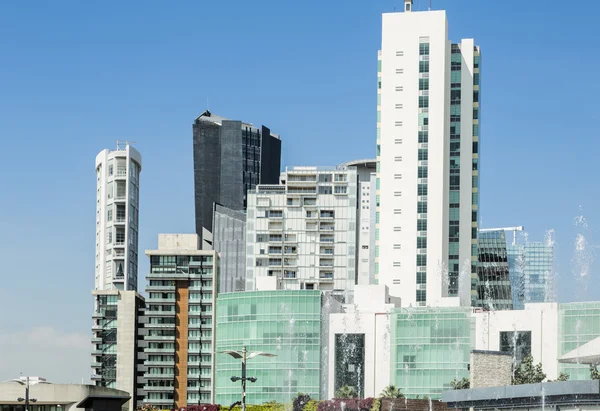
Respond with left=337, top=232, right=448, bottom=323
left=1, top=0, right=599, bottom=382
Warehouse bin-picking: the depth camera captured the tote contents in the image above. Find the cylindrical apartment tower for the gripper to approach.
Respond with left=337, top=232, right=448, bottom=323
left=94, top=141, right=142, bottom=291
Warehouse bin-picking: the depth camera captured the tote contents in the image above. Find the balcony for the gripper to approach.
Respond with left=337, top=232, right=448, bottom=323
left=91, top=361, right=102, bottom=368
left=145, top=323, right=176, bottom=329
left=319, top=260, right=334, bottom=268
left=145, top=297, right=176, bottom=304
left=143, top=386, right=175, bottom=392
left=283, top=259, right=297, bottom=267
left=319, top=272, right=334, bottom=280
left=144, top=360, right=175, bottom=366
left=319, top=236, right=334, bottom=243
left=91, top=374, right=102, bottom=381
left=91, top=337, right=103, bottom=344
left=145, top=310, right=176, bottom=316
left=319, top=224, right=335, bottom=231
left=144, top=335, right=176, bottom=342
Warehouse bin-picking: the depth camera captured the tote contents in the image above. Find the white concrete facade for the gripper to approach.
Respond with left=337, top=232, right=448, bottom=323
left=246, top=166, right=358, bottom=291
left=326, top=286, right=565, bottom=398
left=377, top=7, right=478, bottom=307
left=472, top=303, right=560, bottom=380
left=95, top=142, right=142, bottom=291
left=327, top=285, right=399, bottom=399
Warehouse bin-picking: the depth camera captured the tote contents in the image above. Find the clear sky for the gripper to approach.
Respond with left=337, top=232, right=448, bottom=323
left=1, top=0, right=599, bottom=383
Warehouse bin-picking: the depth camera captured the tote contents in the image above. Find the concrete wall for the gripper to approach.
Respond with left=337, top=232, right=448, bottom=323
left=0, top=383, right=129, bottom=411
left=473, top=303, right=559, bottom=380
left=327, top=286, right=398, bottom=398
left=116, top=291, right=143, bottom=411
left=470, top=351, right=512, bottom=388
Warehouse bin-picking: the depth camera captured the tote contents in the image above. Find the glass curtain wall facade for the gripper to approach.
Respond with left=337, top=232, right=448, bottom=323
left=507, top=241, right=554, bottom=309
left=476, top=230, right=512, bottom=310
left=558, top=302, right=600, bottom=380
left=390, top=307, right=472, bottom=399
left=215, top=291, right=322, bottom=404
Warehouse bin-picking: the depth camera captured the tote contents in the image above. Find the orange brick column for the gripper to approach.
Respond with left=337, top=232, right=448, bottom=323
left=174, top=281, right=189, bottom=409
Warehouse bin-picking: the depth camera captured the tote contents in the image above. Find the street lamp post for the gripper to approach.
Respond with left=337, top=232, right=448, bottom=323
left=221, top=347, right=276, bottom=411
left=16, top=376, right=37, bottom=411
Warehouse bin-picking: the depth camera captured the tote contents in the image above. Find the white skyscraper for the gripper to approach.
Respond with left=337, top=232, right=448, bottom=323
left=94, top=141, right=142, bottom=291
left=376, top=0, right=480, bottom=307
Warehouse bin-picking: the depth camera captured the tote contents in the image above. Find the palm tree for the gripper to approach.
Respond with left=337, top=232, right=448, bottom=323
left=379, top=385, right=404, bottom=399
left=335, top=385, right=358, bottom=399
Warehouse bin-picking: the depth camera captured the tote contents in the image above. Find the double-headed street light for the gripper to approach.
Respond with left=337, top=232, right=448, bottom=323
left=220, top=347, right=276, bottom=411
left=13, top=376, right=37, bottom=411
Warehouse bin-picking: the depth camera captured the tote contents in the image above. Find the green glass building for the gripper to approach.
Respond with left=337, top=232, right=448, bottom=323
left=558, top=302, right=600, bottom=379
left=390, top=307, right=473, bottom=399
left=215, top=291, right=322, bottom=405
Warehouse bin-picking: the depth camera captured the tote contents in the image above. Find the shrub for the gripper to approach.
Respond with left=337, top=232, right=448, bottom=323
left=294, top=394, right=311, bottom=411
left=369, top=398, right=380, bottom=411
left=304, top=400, right=319, bottom=411
left=318, top=398, right=375, bottom=411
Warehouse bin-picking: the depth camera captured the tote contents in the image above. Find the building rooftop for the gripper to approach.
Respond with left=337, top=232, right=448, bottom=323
left=442, top=380, right=600, bottom=409
left=195, top=110, right=280, bottom=139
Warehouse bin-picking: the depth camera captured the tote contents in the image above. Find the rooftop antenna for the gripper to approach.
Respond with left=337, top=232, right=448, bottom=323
left=116, top=140, right=136, bottom=150
left=207, top=97, right=209, bottom=111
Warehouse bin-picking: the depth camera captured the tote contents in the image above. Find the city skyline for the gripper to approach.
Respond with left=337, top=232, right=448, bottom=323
left=1, top=0, right=600, bottom=385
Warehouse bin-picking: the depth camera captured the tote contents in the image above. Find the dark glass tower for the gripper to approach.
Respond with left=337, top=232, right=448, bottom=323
left=192, top=110, right=281, bottom=244
left=476, top=229, right=513, bottom=310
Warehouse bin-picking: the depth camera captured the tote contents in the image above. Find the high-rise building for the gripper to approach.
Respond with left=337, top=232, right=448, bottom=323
left=245, top=166, right=358, bottom=292
left=212, top=204, right=247, bottom=293
left=92, top=142, right=144, bottom=411
left=192, top=110, right=282, bottom=246
left=376, top=0, right=480, bottom=307
left=95, top=141, right=142, bottom=291
left=340, top=160, right=377, bottom=286
left=142, top=234, right=219, bottom=408
left=91, top=289, right=145, bottom=411
left=476, top=230, right=512, bottom=310
left=508, top=241, right=554, bottom=310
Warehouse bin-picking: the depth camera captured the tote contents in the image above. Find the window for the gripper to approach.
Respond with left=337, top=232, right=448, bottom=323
left=473, top=108, right=479, bottom=119
left=108, top=165, right=114, bottom=176
left=499, top=331, right=531, bottom=363
left=416, top=290, right=426, bottom=302
left=419, top=78, right=429, bottom=91
left=417, top=219, right=427, bottom=231
left=417, top=255, right=427, bottom=267
left=474, top=91, right=479, bottom=102
left=418, top=131, right=428, bottom=143
left=334, top=185, right=347, bottom=194
left=418, top=149, right=428, bottom=161
left=107, top=208, right=113, bottom=222
left=473, top=141, right=479, bottom=154
left=419, top=61, right=429, bottom=73
left=417, top=202, right=427, bottom=213
left=417, top=184, right=428, bottom=196
left=419, top=96, right=429, bottom=108
left=418, top=167, right=428, bottom=179
left=417, top=237, right=427, bottom=249
left=318, top=186, right=332, bottom=195
left=417, top=272, right=426, bottom=284
left=419, top=43, right=430, bottom=56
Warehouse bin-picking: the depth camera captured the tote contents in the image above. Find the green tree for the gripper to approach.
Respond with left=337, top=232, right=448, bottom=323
left=378, top=385, right=404, bottom=398
left=512, top=355, right=546, bottom=385
left=450, top=377, right=470, bottom=390
left=590, top=365, right=600, bottom=380
left=335, top=385, right=358, bottom=399
left=556, top=372, right=570, bottom=381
